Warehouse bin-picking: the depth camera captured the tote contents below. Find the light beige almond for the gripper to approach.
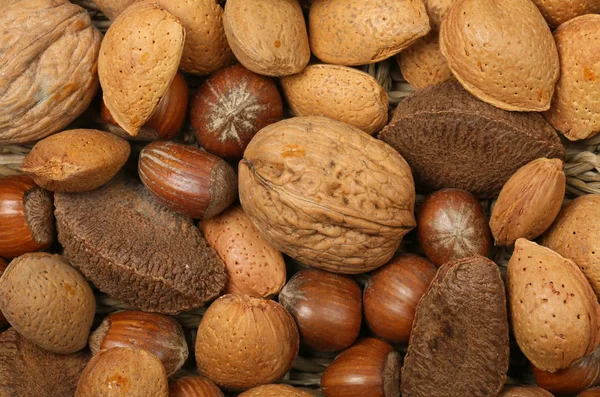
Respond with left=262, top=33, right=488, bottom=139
left=239, top=384, right=314, bottom=397
left=223, top=0, right=310, bottom=77
left=542, top=194, right=600, bottom=299
left=199, top=206, right=286, bottom=299
left=309, top=0, right=430, bottom=66
left=281, top=64, right=388, bottom=135
left=543, top=14, right=600, bottom=141
left=92, top=0, right=135, bottom=19
left=507, top=239, right=600, bottom=373
left=490, top=158, right=565, bottom=246
left=98, top=0, right=185, bottom=136
left=531, top=0, right=600, bottom=28
left=440, top=0, right=559, bottom=111
left=423, top=0, right=459, bottom=31
left=397, top=32, right=453, bottom=91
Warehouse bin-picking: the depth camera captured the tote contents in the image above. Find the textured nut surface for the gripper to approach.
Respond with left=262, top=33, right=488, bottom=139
left=199, top=206, right=286, bottom=298
left=507, top=239, right=600, bottom=372
left=542, top=195, right=600, bottom=299
left=239, top=384, right=314, bottom=397
left=195, top=294, right=299, bottom=391
left=499, top=386, right=554, bottom=397
left=490, top=158, right=566, bottom=246
left=543, top=15, right=600, bottom=141
left=379, top=80, right=565, bottom=198
left=530, top=0, right=600, bottom=27
left=401, top=256, right=509, bottom=397
left=239, top=116, right=416, bottom=274
left=397, top=33, right=452, bottom=91
left=423, top=0, right=458, bottom=31
left=169, top=376, right=224, bottom=397
left=440, top=0, right=559, bottom=111
left=0, top=253, right=95, bottom=354
left=223, top=0, right=310, bottom=76
left=281, top=64, right=388, bottom=135
left=75, top=347, right=169, bottom=397
left=92, top=0, right=135, bottom=19
left=0, top=0, right=101, bottom=144
left=21, top=129, right=130, bottom=193
left=0, top=328, right=90, bottom=397
left=309, top=0, right=430, bottom=66
left=98, top=0, right=185, bottom=136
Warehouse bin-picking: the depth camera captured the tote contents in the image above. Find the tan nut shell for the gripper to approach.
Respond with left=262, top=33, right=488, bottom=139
left=397, top=32, right=453, bottom=91
left=0, top=0, right=101, bottom=145
left=499, top=386, right=554, bottom=397
left=199, top=206, right=286, bottom=298
left=92, top=0, right=135, bottom=19
left=490, top=158, right=566, bottom=246
left=309, top=0, right=431, bottom=66
left=424, top=0, right=459, bottom=31
left=223, top=0, right=310, bottom=77
left=239, top=384, right=314, bottom=397
left=281, top=64, right=388, bottom=135
left=542, top=194, right=600, bottom=298
left=543, top=15, right=600, bottom=141
left=530, top=0, right=600, bottom=28
left=440, top=0, right=560, bottom=111
left=75, top=347, right=168, bottom=397
left=98, top=1, right=185, bottom=136
left=507, top=239, right=600, bottom=373
left=0, top=253, right=96, bottom=354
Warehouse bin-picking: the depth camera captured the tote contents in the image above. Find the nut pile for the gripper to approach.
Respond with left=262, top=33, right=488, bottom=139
left=0, top=0, right=599, bottom=396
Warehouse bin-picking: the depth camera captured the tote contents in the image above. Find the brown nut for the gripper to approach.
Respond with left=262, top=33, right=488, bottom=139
left=279, top=269, right=362, bottom=352
left=321, top=338, right=401, bottom=397
left=423, top=0, right=459, bottom=31
left=417, top=188, right=492, bottom=266
left=530, top=0, right=600, bottom=27
left=89, top=311, right=188, bottom=377
left=281, top=64, right=388, bottom=135
left=397, top=32, right=453, bottom=91
left=21, top=129, right=130, bottom=192
left=92, top=0, right=135, bottom=19
left=199, top=206, right=286, bottom=298
left=223, top=0, right=310, bottom=76
left=0, top=176, right=54, bottom=259
left=75, top=347, right=169, bottom=397
left=139, top=141, right=237, bottom=220
left=543, top=15, right=600, bottom=141
left=239, top=116, right=416, bottom=274
left=190, top=63, right=284, bottom=159
left=440, top=0, right=559, bottom=111
left=239, top=384, right=314, bottom=397
left=581, top=387, right=600, bottom=397
left=309, top=0, right=430, bottom=66
left=498, top=386, right=554, bottom=397
left=490, top=158, right=566, bottom=246
left=0, top=253, right=95, bottom=354
left=533, top=347, right=600, bottom=395
left=169, top=376, right=224, bottom=397
left=363, top=254, right=437, bottom=344
left=195, top=294, right=299, bottom=391
left=542, top=195, right=600, bottom=299
left=507, top=239, right=600, bottom=372
left=98, top=1, right=185, bottom=136
left=0, top=0, right=101, bottom=145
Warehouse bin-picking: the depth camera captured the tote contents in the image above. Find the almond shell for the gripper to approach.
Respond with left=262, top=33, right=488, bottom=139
left=397, top=32, right=453, bottom=91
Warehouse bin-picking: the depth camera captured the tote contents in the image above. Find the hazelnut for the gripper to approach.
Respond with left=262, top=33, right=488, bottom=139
left=581, top=387, right=600, bottom=397
left=533, top=347, right=600, bottom=395
left=168, top=376, right=224, bottom=397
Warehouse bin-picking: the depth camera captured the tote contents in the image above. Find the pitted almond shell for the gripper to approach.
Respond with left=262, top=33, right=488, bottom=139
left=309, top=0, right=430, bottom=66
left=281, top=64, right=388, bottom=135
left=543, top=14, right=600, bottom=141
left=92, top=0, right=135, bottom=19
left=440, top=0, right=559, bottom=111
left=530, top=0, right=600, bottom=28
left=98, top=1, right=185, bottom=136
left=490, top=158, right=565, bottom=246
left=397, top=32, right=453, bottom=91
left=423, top=0, right=459, bottom=31
left=507, top=239, right=600, bottom=373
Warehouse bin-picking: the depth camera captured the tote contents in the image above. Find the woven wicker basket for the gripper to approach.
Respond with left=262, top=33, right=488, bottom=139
left=2, top=2, right=599, bottom=396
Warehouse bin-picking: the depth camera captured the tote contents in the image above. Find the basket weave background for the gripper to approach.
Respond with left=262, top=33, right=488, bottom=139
left=1, top=2, right=598, bottom=396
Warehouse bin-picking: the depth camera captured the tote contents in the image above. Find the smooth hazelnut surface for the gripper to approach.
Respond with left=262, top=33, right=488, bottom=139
left=533, top=347, right=600, bottom=395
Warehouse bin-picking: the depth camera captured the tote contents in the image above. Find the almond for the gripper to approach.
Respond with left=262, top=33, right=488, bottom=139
left=499, top=386, right=553, bottom=397
left=281, top=64, right=388, bottom=135
left=92, top=0, right=135, bottom=19
left=507, top=239, right=600, bottom=373
left=530, top=0, right=600, bottom=28
left=440, top=0, right=559, bottom=111
left=543, top=15, right=600, bottom=141
left=490, top=158, right=566, bottom=246
left=397, top=32, right=452, bottom=91
left=98, top=1, right=185, bottom=136
left=423, top=0, right=458, bottom=31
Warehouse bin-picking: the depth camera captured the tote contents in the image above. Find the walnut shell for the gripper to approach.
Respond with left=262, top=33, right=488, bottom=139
left=281, top=64, right=388, bottom=135
left=98, top=1, right=185, bottom=136
left=239, top=384, right=314, bottom=397
left=440, top=0, right=560, bottom=111
left=397, top=32, right=453, bottom=91
left=507, top=239, right=600, bottom=373
left=195, top=294, right=300, bottom=391
left=239, top=116, right=416, bottom=274
left=0, top=0, right=101, bottom=144
left=223, top=0, right=310, bottom=76
left=542, top=195, right=600, bottom=299
left=530, top=0, right=600, bottom=27
left=543, top=15, right=600, bottom=141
